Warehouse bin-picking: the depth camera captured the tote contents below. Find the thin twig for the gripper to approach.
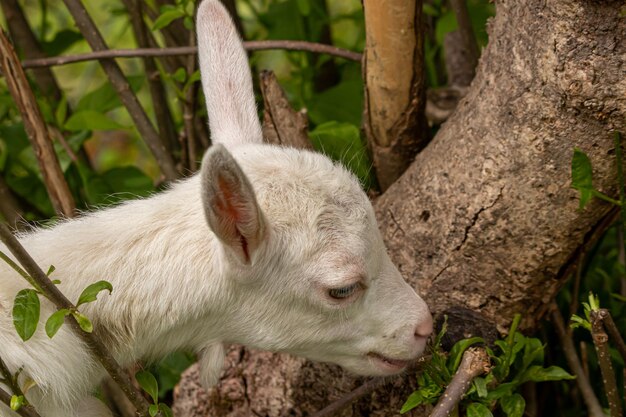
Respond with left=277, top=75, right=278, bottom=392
left=590, top=310, right=622, bottom=417
left=580, top=341, right=590, bottom=381
left=569, top=256, right=584, bottom=320
left=550, top=304, right=604, bottom=417
left=0, top=356, right=23, bottom=398
left=151, top=0, right=188, bottom=46
left=429, top=347, right=490, bottom=417
left=614, top=131, right=626, bottom=296
left=183, top=31, right=199, bottom=172
left=0, top=223, right=152, bottom=417
left=0, top=0, right=62, bottom=101
left=60, top=0, right=178, bottom=182
left=0, top=30, right=76, bottom=218
left=122, top=0, right=179, bottom=157
left=0, top=387, right=41, bottom=417
left=597, top=309, right=626, bottom=369
left=448, top=0, right=479, bottom=77
left=101, top=376, right=137, bottom=417
left=309, top=377, right=389, bottom=417
left=142, top=3, right=187, bottom=71
left=19, top=42, right=362, bottom=69
left=0, top=176, right=23, bottom=228
left=310, top=358, right=431, bottom=417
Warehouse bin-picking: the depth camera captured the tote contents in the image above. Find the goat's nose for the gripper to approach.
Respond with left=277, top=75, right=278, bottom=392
left=414, top=315, right=433, bottom=339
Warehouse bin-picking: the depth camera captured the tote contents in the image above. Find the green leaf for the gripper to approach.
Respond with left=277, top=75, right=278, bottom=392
left=466, top=402, right=493, bottom=417
left=10, top=395, right=24, bottom=411
left=309, top=122, right=373, bottom=189
left=149, top=404, right=159, bottom=417
left=571, top=148, right=594, bottom=209
left=55, top=95, right=68, bottom=127
left=76, top=280, right=113, bottom=307
left=159, top=403, right=174, bottom=417
left=156, top=352, right=196, bottom=397
left=296, top=0, right=311, bottom=15
left=520, top=337, right=544, bottom=371
left=474, top=377, right=488, bottom=398
left=172, top=67, right=187, bottom=83
left=183, top=16, right=194, bottom=30
left=101, top=166, right=155, bottom=201
left=520, top=366, right=575, bottom=383
left=12, top=289, right=40, bottom=341
left=501, top=394, right=525, bottom=417
left=72, top=311, right=93, bottom=333
left=41, top=29, right=83, bottom=56
left=152, top=9, right=186, bottom=30
left=400, top=391, right=426, bottom=414
left=65, top=110, right=125, bottom=132
left=485, top=382, right=516, bottom=401
left=307, top=77, right=363, bottom=126
left=448, top=337, right=484, bottom=373
left=435, top=10, right=458, bottom=46
left=46, top=265, right=56, bottom=276
left=136, top=370, right=159, bottom=404
left=45, top=308, right=71, bottom=338
left=76, top=76, right=144, bottom=113
left=423, top=3, right=439, bottom=16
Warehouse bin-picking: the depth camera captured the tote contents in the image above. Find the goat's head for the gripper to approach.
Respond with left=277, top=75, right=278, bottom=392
left=196, top=0, right=432, bottom=377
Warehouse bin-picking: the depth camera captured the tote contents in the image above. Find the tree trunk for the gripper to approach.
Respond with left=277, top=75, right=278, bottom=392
left=362, top=0, right=428, bottom=192
left=173, top=0, right=625, bottom=415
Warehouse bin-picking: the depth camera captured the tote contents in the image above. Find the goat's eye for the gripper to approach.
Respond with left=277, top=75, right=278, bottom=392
left=328, top=283, right=359, bottom=300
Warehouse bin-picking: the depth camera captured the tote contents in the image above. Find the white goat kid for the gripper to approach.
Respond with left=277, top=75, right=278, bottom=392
left=0, top=1, right=432, bottom=416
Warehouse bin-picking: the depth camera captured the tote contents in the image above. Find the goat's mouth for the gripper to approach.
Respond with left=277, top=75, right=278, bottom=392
left=366, top=352, right=411, bottom=373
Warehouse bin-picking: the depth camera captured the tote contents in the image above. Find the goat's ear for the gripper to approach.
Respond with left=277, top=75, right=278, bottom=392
left=197, top=0, right=262, bottom=149
left=201, top=144, right=266, bottom=265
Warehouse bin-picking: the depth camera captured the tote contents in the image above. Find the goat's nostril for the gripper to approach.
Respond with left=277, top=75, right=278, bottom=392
left=414, top=316, right=434, bottom=339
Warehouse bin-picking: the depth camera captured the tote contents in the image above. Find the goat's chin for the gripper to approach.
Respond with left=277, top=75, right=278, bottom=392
left=335, top=352, right=421, bottom=377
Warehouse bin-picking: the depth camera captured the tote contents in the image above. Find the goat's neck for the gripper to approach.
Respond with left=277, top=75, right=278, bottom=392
left=19, top=178, right=232, bottom=362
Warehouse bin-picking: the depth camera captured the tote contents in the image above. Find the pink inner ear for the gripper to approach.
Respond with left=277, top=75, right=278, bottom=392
left=216, top=176, right=251, bottom=263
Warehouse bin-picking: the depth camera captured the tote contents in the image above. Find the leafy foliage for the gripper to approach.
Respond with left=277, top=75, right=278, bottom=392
left=136, top=370, right=174, bottom=417
left=401, top=315, right=574, bottom=415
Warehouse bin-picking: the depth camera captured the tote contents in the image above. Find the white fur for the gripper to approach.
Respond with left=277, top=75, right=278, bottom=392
left=0, top=2, right=432, bottom=416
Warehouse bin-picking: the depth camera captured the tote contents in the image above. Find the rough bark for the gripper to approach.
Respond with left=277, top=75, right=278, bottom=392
left=259, top=71, right=313, bottom=150
left=362, top=0, right=428, bottom=192
left=173, top=0, right=625, bottom=415
left=0, top=30, right=76, bottom=218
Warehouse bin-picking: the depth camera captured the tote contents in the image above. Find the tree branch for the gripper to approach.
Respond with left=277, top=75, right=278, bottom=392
left=362, top=0, right=428, bottom=191
left=260, top=70, right=313, bottom=150
left=121, top=0, right=179, bottom=158
left=19, top=42, right=362, bottom=69
left=60, top=0, right=178, bottom=182
left=0, top=30, right=75, bottom=218
left=429, top=347, right=489, bottom=417
left=309, top=377, right=391, bottom=417
left=0, top=0, right=62, bottom=101
left=448, top=0, right=479, bottom=83
left=183, top=31, right=199, bottom=172
left=590, top=310, right=622, bottom=417
left=0, top=176, right=23, bottom=228
left=550, top=305, right=604, bottom=417
left=0, top=387, right=41, bottom=417
left=0, top=223, right=152, bottom=417
left=597, top=309, right=626, bottom=363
